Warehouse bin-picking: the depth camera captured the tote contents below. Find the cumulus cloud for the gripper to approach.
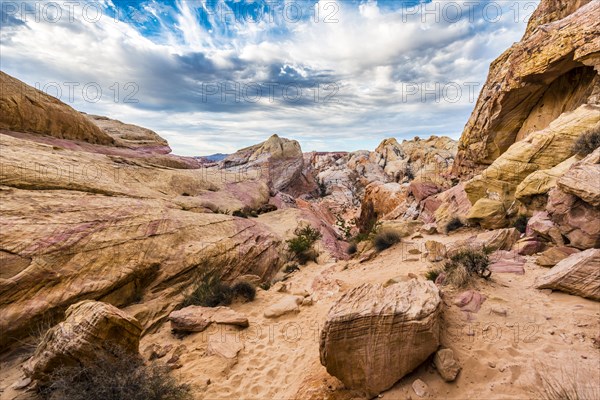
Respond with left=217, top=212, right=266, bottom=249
left=0, top=0, right=538, bottom=155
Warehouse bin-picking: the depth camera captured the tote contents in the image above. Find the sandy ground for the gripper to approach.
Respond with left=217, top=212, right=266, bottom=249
left=1, top=229, right=599, bottom=400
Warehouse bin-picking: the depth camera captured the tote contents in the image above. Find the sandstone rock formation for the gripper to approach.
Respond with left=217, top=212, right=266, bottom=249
left=264, top=295, right=303, bottom=318
left=0, top=72, right=114, bottom=145
left=0, top=74, right=288, bottom=349
left=23, top=301, right=142, bottom=383
left=169, top=306, right=249, bottom=333
left=536, top=247, right=580, bottom=267
left=547, top=188, right=600, bottom=249
left=87, top=114, right=170, bottom=153
left=319, top=280, right=441, bottom=397
left=536, top=248, right=600, bottom=300
left=220, top=134, right=304, bottom=193
left=557, top=148, right=600, bottom=207
left=454, top=0, right=600, bottom=176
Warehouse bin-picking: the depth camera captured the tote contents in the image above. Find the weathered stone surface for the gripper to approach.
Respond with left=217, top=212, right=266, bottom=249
left=169, top=306, right=249, bottom=333
left=431, top=184, right=472, bottom=231
left=221, top=134, right=303, bottom=193
left=410, top=181, right=441, bottom=202
left=207, top=337, right=243, bottom=359
left=23, top=301, right=142, bottom=383
left=557, top=148, right=600, bottom=207
left=0, top=72, right=114, bottom=145
left=434, top=348, right=461, bottom=382
left=516, top=156, right=578, bottom=207
left=466, top=199, right=508, bottom=229
left=87, top=114, right=170, bottom=152
left=513, top=237, right=546, bottom=256
left=464, top=106, right=600, bottom=227
left=547, top=188, right=600, bottom=249
left=526, top=211, right=565, bottom=246
left=489, top=250, right=526, bottom=275
left=454, top=290, right=486, bottom=314
left=536, top=249, right=600, bottom=300
left=264, top=295, right=303, bottom=318
left=425, top=240, right=447, bottom=262
left=319, top=280, right=441, bottom=397
left=412, top=379, right=429, bottom=398
left=536, top=247, right=581, bottom=267
left=454, top=1, right=600, bottom=176
left=475, top=228, right=521, bottom=252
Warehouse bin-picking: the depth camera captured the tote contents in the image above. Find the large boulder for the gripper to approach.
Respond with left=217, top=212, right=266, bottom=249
left=169, top=306, right=249, bottom=333
left=0, top=72, right=115, bottom=145
left=536, top=247, right=581, bottom=267
left=557, top=148, right=600, bottom=207
left=319, top=280, right=441, bottom=397
left=536, top=249, right=600, bottom=300
left=454, top=0, right=600, bottom=177
left=23, top=301, right=142, bottom=383
left=547, top=188, right=600, bottom=249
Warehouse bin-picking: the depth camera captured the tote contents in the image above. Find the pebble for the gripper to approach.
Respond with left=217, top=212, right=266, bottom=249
left=488, top=361, right=496, bottom=368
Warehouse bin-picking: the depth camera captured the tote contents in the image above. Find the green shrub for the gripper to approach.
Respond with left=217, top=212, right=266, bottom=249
left=443, top=247, right=491, bottom=287
left=425, top=268, right=442, bottom=282
left=572, top=126, right=600, bottom=156
left=286, top=225, right=322, bottom=264
left=231, top=281, right=256, bottom=302
left=372, top=229, right=401, bottom=252
left=38, top=346, right=191, bottom=400
left=445, top=217, right=464, bottom=233
left=182, top=269, right=233, bottom=308
left=513, top=214, right=528, bottom=234
left=259, top=282, right=271, bottom=291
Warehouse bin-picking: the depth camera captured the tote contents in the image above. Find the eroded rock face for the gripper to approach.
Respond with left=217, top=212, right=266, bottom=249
left=86, top=114, right=170, bottom=153
left=319, top=280, right=441, bottom=397
left=547, top=188, right=600, bottom=249
left=536, top=247, right=580, bottom=267
left=557, top=148, right=600, bottom=207
left=23, top=301, right=142, bottom=383
left=220, top=134, right=304, bottom=193
left=536, top=249, right=600, bottom=300
left=0, top=72, right=114, bottom=145
left=454, top=1, right=600, bottom=176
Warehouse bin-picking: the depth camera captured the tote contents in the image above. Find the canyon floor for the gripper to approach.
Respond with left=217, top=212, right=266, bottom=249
left=2, top=228, right=597, bottom=400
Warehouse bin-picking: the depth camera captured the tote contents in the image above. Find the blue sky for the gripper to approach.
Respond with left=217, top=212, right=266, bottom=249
left=0, top=0, right=538, bottom=155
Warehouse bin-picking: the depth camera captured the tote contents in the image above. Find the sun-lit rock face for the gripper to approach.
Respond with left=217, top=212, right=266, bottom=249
left=220, top=134, right=304, bottom=193
left=0, top=74, right=288, bottom=350
left=86, top=114, right=171, bottom=153
left=319, top=279, right=441, bottom=397
left=454, top=0, right=600, bottom=177
left=0, top=71, right=115, bottom=145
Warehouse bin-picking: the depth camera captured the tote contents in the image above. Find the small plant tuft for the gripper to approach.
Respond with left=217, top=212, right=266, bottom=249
left=182, top=269, right=233, bottom=308
left=425, top=268, right=442, bottom=282
left=231, top=281, right=256, bottom=302
left=443, top=247, right=491, bottom=287
left=286, top=225, right=322, bottom=264
left=283, top=263, right=300, bottom=274
left=572, top=126, right=600, bottom=156
left=372, top=229, right=401, bottom=252
left=445, top=217, right=464, bottom=233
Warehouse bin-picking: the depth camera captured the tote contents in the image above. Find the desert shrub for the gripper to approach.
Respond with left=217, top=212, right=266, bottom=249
left=283, top=263, right=300, bottom=274
left=38, top=347, right=191, bottom=400
left=538, top=364, right=599, bottom=400
left=347, top=242, right=358, bottom=255
left=232, top=209, right=248, bottom=218
left=259, top=282, right=271, bottom=291
left=445, top=217, right=464, bottom=233
left=286, top=225, right=322, bottom=264
left=513, top=214, right=529, bottom=234
left=182, top=269, right=233, bottom=308
left=231, top=281, right=256, bottom=302
left=372, top=229, right=401, bottom=252
left=424, top=268, right=442, bottom=282
left=572, top=126, right=600, bottom=156
left=443, top=247, right=491, bottom=287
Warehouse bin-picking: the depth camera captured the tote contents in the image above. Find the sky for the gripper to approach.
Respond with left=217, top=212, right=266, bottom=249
left=0, top=0, right=539, bottom=156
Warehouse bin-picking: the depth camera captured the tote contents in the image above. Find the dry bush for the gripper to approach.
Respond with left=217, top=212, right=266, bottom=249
left=38, top=346, right=191, bottom=400
left=572, top=126, right=600, bottom=156
left=286, top=225, right=322, bottom=265
left=538, top=363, right=599, bottom=400
left=445, top=217, right=464, bottom=233
left=372, top=229, right=401, bottom=252
left=443, top=247, right=491, bottom=288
